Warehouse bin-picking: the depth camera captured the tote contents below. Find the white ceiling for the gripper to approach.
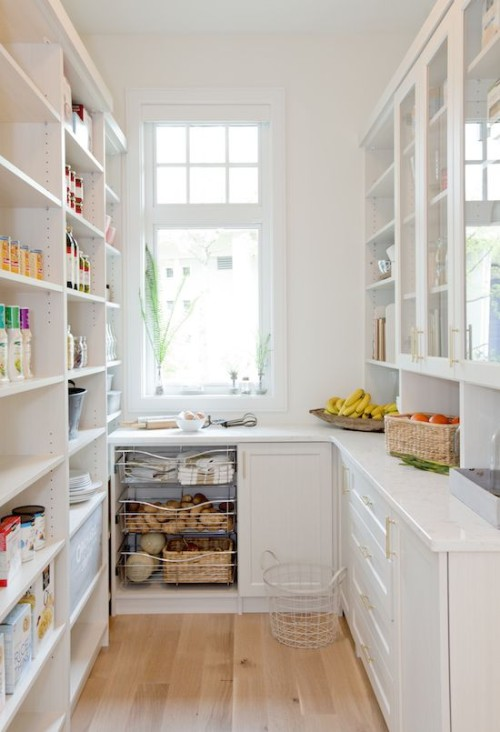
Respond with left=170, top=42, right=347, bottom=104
left=59, top=0, right=438, bottom=36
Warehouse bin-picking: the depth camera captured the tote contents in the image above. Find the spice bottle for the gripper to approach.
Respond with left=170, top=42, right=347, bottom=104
left=5, top=305, right=23, bottom=381
left=19, top=307, right=32, bottom=379
left=0, top=304, right=8, bottom=382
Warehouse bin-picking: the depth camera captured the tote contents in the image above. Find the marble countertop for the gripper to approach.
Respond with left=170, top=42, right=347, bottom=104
left=109, top=422, right=500, bottom=553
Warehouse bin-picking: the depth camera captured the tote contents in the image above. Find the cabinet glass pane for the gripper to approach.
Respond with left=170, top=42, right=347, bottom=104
left=463, top=0, right=500, bottom=363
left=399, top=85, right=417, bottom=357
left=426, top=38, right=449, bottom=359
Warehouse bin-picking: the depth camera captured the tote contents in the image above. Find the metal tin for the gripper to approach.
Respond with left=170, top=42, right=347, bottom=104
left=12, top=505, right=45, bottom=550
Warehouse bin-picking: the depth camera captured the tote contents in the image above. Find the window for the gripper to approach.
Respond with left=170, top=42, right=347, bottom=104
left=126, top=88, right=286, bottom=413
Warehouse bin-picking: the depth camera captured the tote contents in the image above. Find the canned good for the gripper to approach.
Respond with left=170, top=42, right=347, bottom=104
left=12, top=505, right=45, bottom=550
left=29, top=249, right=43, bottom=280
left=0, top=236, right=10, bottom=271
left=9, top=240, right=20, bottom=275
left=20, top=245, right=30, bottom=277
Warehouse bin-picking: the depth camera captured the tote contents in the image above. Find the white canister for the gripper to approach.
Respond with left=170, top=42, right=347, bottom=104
left=12, top=505, right=45, bottom=550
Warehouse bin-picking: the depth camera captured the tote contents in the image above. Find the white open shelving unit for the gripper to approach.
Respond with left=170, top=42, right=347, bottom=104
left=0, top=0, right=126, bottom=727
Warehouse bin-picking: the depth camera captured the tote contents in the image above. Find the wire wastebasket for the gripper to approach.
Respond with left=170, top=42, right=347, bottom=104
left=262, top=551, right=345, bottom=649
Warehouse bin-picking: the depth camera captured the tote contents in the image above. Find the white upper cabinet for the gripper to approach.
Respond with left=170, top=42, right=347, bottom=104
left=395, top=8, right=459, bottom=379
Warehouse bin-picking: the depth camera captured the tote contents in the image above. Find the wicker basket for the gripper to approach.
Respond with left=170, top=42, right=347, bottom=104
left=385, top=413, right=459, bottom=466
left=162, top=537, right=235, bottom=584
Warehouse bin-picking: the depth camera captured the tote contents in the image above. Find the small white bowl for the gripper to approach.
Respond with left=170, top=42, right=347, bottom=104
left=176, top=416, right=206, bottom=432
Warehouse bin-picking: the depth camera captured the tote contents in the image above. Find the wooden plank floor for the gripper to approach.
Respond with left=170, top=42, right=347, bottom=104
left=72, top=614, right=388, bottom=731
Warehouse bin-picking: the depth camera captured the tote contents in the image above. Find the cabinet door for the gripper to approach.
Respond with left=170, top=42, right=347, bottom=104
left=459, top=0, right=500, bottom=389
left=237, top=443, right=333, bottom=597
left=396, top=8, right=457, bottom=377
left=396, top=521, right=450, bottom=732
left=338, top=454, right=352, bottom=618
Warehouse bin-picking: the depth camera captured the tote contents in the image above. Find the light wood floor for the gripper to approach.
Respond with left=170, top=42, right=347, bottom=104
left=72, top=614, right=388, bottom=731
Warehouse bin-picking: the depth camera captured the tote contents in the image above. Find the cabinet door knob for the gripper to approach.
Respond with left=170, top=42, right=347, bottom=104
left=360, top=593, right=374, bottom=611
left=361, top=495, right=373, bottom=508
left=359, top=544, right=372, bottom=560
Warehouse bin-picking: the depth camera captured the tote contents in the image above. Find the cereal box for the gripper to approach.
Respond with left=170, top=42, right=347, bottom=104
left=0, top=603, right=31, bottom=694
left=0, top=516, right=21, bottom=587
left=19, top=562, right=55, bottom=659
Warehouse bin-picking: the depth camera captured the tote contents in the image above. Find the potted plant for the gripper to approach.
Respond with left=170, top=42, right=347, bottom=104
left=255, top=332, right=271, bottom=394
left=139, top=244, right=193, bottom=395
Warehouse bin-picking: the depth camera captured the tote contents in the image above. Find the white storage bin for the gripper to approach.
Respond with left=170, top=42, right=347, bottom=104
left=107, top=390, right=121, bottom=414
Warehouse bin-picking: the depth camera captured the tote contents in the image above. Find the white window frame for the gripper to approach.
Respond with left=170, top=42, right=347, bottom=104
left=125, top=87, right=287, bottom=415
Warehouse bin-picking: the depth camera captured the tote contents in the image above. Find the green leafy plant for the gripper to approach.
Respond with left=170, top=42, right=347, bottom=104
left=139, top=244, right=194, bottom=394
left=255, top=332, right=271, bottom=394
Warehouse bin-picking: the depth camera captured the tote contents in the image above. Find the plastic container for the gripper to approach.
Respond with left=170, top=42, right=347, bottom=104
left=107, top=390, right=121, bottom=414
left=263, top=552, right=345, bottom=649
left=68, top=381, right=87, bottom=439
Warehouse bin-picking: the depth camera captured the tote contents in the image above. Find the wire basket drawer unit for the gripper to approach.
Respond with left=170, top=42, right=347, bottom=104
left=115, top=445, right=237, bottom=587
left=117, top=534, right=236, bottom=587
left=117, top=446, right=236, bottom=485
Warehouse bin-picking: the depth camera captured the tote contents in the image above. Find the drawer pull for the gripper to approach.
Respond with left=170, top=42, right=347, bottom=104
left=361, top=495, right=373, bottom=508
left=359, top=545, right=372, bottom=560
left=360, top=593, right=374, bottom=611
left=342, top=465, right=350, bottom=495
left=361, top=643, right=374, bottom=664
left=385, top=516, right=396, bottom=559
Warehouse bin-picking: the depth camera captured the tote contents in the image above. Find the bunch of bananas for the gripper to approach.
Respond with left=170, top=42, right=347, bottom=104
left=324, top=388, right=398, bottom=421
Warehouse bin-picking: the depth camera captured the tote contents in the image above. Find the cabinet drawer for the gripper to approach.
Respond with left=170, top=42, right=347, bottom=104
left=350, top=470, right=389, bottom=550
left=349, top=502, right=391, bottom=609
left=351, top=592, right=394, bottom=729
left=351, top=552, right=393, bottom=665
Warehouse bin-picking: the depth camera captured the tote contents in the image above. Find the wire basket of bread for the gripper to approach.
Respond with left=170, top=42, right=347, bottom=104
left=118, top=489, right=236, bottom=535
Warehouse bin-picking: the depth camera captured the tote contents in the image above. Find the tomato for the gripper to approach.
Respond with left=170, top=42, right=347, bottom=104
left=429, top=413, right=449, bottom=424
left=410, top=413, right=429, bottom=422
left=449, top=416, right=460, bottom=424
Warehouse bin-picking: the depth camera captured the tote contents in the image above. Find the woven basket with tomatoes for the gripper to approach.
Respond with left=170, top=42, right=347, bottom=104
left=384, top=412, right=459, bottom=468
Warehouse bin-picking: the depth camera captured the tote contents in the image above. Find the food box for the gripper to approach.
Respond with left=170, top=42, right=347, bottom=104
left=19, top=562, right=55, bottom=659
left=385, top=413, right=459, bottom=467
left=0, top=516, right=21, bottom=587
left=0, top=603, right=31, bottom=694
left=70, top=506, right=103, bottom=615
left=72, top=103, right=93, bottom=152
left=482, top=0, right=500, bottom=47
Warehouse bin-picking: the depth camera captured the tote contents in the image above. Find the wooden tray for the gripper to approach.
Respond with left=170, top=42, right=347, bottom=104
left=309, top=408, right=385, bottom=432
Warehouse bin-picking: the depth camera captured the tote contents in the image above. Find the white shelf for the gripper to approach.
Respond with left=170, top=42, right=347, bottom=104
left=68, top=428, right=107, bottom=457
left=366, top=276, right=395, bottom=291
left=69, top=491, right=106, bottom=539
left=105, top=183, right=120, bottom=205
left=0, top=455, right=64, bottom=500
left=67, top=366, right=105, bottom=381
left=107, top=410, right=121, bottom=424
left=429, top=103, right=447, bottom=128
left=0, top=376, right=64, bottom=400
left=0, top=44, right=60, bottom=123
left=70, top=620, right=108, bottom=710
left=106, top=360, right=122, bottom=369
left=467, top=30, right=500, bottom=79
left=70, top=564, right=106, bottom=628
left=0, top=154, right=61, bottom=208
left=366, top=162, right=395, bottom=198
left=0, top=541, right=65, bottom=624
left=66, top=289, right=105, bottom=305
left=0, top=624, right=66, bottom=732
left=366, top=358, right=398, bottom=369
left=65, top=208, right=104, bottom=239
left=8, top=712, right=66, bottom=732
left=105, top=243, right=121, bottom=258
left=365, top=219, right=395, bottom=247
left=106, top=300, right=120, bottom=310
left=0, top=270, right=63, bottom=294
left=65, top=128, right=104, bottom=174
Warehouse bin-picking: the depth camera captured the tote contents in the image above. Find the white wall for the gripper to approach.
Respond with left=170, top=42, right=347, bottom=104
left=84, top=32, right=412, bottom=424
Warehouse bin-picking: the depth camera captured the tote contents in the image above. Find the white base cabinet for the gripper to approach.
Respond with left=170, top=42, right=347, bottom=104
left=237, top=442, right=333, bottom=598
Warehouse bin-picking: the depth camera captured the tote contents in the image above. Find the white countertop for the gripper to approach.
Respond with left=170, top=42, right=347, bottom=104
left=109, top=422, right=500, bottom=553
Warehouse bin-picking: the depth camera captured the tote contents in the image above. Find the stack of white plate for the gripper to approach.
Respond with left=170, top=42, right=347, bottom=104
left=69, top=469, right=102, bottom=504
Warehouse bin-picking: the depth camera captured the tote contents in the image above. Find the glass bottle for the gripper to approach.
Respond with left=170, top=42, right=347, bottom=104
left=0, top=304, right=8, bottom=382
left=73, top=335, right=83, bottom=369
left=19, top=307, right=33, bottom=378
left=5, top=305, right=23, bottom=381
left=80, top=335, right=88, bottom=367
